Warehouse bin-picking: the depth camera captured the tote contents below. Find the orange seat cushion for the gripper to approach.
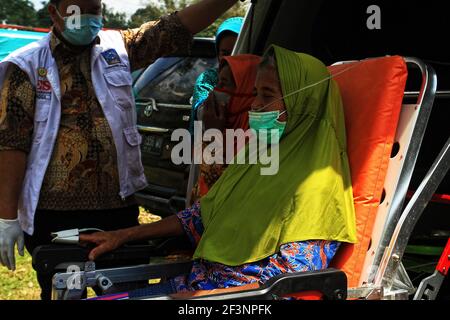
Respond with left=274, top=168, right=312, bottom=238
left=328, top=56, right=408, bottom=288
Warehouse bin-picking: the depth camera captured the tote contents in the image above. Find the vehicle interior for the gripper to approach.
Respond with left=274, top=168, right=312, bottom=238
left=32, top=0, right=449, bottom=300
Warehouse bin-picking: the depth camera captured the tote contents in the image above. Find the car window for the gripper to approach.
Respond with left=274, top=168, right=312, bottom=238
left=132, top=68, right=145, bottom=85
left=134, top=57, right=218, bottom=105
left=133, top=57, right=182, bottom=97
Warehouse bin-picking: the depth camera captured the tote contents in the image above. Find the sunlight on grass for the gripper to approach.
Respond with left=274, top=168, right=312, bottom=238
left=0, top=252, right=40, bottom=300
left=0, top=207, right=161, bottom=300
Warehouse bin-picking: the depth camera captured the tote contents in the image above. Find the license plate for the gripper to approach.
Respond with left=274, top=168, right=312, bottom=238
left=141, top=134, right=164, bottom=156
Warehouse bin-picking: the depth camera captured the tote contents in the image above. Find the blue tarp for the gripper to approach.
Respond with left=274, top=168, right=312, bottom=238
left=0, top=29, right=47, bottom=61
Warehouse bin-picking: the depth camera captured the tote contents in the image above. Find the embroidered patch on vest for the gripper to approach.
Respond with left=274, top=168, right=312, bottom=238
left=38, top=67, right=48, bottom=78
left=37, top=67, right=51, bottom=100
left=101, top=49, right=121, bottom=65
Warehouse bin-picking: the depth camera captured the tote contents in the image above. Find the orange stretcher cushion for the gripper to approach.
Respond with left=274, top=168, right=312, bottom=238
left=328, top=56, right=408, bottom=288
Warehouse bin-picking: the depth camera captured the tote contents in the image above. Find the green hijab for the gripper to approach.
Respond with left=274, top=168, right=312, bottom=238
left=193, top=45, right=357, bottom=266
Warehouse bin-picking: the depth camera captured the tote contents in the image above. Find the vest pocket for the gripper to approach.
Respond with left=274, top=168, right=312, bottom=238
left=123, top=126, right=144, bottom=175
left=104, top=70, right=134, bottom=111
left=33, top=102, right=50, bottom=144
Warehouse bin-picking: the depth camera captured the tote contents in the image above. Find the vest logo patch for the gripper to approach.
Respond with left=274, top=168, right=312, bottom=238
left=37, top=67, right=51, bottom=100
left=101, top=49, right=121, bottom=65
left=37, top=80, right=51, bottom=91
left=37, top=92, right=51, bottom=100
left=38, top=67, right=47, bottom=78
left=37, top=66, right=52, bottom=101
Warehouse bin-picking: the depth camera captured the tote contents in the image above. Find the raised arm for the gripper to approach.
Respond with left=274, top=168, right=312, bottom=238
left=122, top=0, right=242, bottom=71
left=177, top=0, right=240, bottom=35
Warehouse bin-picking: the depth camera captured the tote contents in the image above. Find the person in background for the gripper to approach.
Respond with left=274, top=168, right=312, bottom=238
left=191, top=54, right=261, bottom=203
left=189, top=17, right=244, bottom=134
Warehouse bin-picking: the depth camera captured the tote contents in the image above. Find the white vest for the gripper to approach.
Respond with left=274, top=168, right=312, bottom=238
left=0, top=31, right=148, bottom=235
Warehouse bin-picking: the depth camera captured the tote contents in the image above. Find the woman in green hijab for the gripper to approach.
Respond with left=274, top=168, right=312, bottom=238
left=81, top=46, right=357, bottom=298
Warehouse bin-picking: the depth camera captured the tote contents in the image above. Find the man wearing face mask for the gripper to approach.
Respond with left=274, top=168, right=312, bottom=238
left=0, top=0, right=241, bottom=300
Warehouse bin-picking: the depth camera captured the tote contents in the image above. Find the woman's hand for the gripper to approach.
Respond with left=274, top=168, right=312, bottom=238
left=79, top=230, right=128, bottom=261
left=79, top=215, right=186, bottom=261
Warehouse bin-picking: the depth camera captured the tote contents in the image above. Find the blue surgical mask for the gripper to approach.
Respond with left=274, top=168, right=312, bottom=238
left=60, top=14, right=103, bottom=46
left=248, top=110, right=287, bottom=145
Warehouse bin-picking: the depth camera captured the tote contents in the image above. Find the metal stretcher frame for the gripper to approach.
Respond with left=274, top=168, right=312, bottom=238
left=333, top=57, right=446, bottom=300
left=46, top=56, right=447, bottom=300
left=370, top=57, right=438, bottom=287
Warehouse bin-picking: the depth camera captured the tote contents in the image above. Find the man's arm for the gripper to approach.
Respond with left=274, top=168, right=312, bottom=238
left=0, top=64, right=35, bottom=219
left=80, top=215, right=185, bottom=260
left=81, top=204, right=206, bottom=260
left=122, top=0, right=241, bottom=71
left=0, top=64, right=34, bottom=270
left=177, top=0, right=240, bottom=35
left=0, top=151, right=27, bottom=220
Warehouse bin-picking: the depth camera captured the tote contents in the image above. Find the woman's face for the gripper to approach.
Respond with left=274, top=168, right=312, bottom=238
left=217, top=64, right=236, bottom=91
left=252, top=64, right=287, bottom=122
left=203, top=64, right=235, bottom=111
left=217, top=34, right=238, bottom=63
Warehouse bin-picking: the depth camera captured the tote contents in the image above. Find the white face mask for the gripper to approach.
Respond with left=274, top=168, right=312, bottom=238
left=56, top=9, right=103, bottom=46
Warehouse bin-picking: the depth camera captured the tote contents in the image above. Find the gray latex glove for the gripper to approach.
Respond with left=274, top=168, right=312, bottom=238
left=0, top=218, right=24, bottom=271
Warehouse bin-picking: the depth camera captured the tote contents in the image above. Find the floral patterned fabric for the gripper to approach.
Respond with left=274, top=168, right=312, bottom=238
left=170, top=203, right=340, bottom=292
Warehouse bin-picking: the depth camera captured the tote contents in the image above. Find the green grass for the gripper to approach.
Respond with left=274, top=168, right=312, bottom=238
left=0, top=208, right=161, bottom=300
left=0, top=251, right=40, bottom=300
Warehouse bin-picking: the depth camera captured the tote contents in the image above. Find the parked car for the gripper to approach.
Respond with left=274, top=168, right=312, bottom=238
left=133, top=37, right=217, bottom=217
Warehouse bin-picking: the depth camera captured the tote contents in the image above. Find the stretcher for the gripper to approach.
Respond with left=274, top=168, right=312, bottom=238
left=32, top=55, right=449, bottom=300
